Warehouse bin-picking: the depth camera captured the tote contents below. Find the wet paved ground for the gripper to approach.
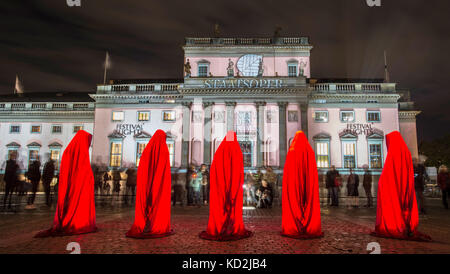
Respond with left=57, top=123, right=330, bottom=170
left=0, top=195, right=449, bottom=254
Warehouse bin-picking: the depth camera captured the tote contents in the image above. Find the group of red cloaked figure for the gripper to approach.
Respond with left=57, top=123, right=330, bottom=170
left=35, top=129, right=431, bottom=242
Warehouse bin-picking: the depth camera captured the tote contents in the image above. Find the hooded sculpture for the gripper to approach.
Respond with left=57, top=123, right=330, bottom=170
left=371, top=131, right=431, bottom=241
left=126, top=130, right=173, bottom=238
left=199, top=131, right=252, bottom=241
left=35, top=130, right=97, bottom=237
left=281, top=131, right=323, bottom=238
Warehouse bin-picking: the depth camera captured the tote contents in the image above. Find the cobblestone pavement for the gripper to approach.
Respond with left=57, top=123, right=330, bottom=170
left=0, top=196, right=449, bottom=254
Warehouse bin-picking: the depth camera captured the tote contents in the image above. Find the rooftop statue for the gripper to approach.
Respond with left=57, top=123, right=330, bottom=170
left=227, top=59, right=234, bottom=77
left=184, top=59, right=191, bottom=78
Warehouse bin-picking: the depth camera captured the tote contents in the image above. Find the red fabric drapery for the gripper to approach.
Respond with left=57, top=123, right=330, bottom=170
left=35, top=130, right=97, bottom=237
left=371, top=131, right=431, bottom=241
left=199, top=131, right=252, bottom=241
left=126, top=130, right=174, bottom=238
left=281, top=131, right=323, bottom=239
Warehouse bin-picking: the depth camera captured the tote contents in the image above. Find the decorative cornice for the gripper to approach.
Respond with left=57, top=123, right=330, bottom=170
left=255, top=101, right=267, bottom=107
left=6, top=142, right=20, bottom=147
left=202, top=102, right=215, bottom=108
left=398, top=111, right=421, bottom=121
left=225, top=101, right=237, bottom=107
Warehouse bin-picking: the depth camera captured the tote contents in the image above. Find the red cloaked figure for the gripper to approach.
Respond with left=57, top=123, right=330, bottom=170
left=281, top=131, right=323, bottom=239
left=126, top=130, right=174, bottom=238
left=371, top=131, right=431, bottom=241
left=199, top=131, right=253, bottom=241
left=35, top=130, right=97, bottom=237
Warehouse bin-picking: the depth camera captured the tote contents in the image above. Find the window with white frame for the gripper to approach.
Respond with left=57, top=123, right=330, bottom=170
left=167, top=139, right=175, bottom=166
left=110, top=141, right=122, bottom=167
left=367, top=111, right=381, bottom=122
left=198, top=63, right=209, bottom=77
left=368, top=141, right=383, bottom=168
left=112, top=111, right=124, bottom=121
left=137, top=111, right=150, bottom=121
left=340, top=111, right=355, bottom=123
left=10, top=125, right=20, bottom=133
left=162, top=110, right=176, bottom=122
left=31, top=125, right=41, bottom=133
left=342, top=141, right=357, bottom=168
left=315, top=141, right=330, bottom=168
left=7, top=148, right=18, bottom=160
left=50, top=148, right=61, bottom=170
left=52, top=125, right=62, bottom=134
left=314, top=111, right=329, bottom=122
left=288, top=63, right=298, bottom=77
left=238, top=140, right=253, bottom=167
left=28, top=148, right=40, bottom=167
left=135, top=142, right=146, bottom=167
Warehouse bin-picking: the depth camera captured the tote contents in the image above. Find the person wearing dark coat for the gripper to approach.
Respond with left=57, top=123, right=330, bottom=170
left=363, top=168, right=373, bottom=207
left=346, top=168, right=359, bottom=208
left=186, top=164, right=196, bottom=206
left=413, top=158, right=428, bottom=214
left=42, top=159, right=55, bottom=206
left=200, top=164, right=210, bottom=205
left=326, top=165, right=340, bottom=206
left=124, top=167, right=137, bottom=205
left=3, top=158, right=19, bottom=208
left=437, top=165, right=450, bottom=209
left=26, top=159, right=41, bottom=206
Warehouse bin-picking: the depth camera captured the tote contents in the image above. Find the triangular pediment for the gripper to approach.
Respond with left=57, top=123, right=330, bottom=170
left=6, top=142, right=20, bottom=147
left=134, top=131, right=152, bottom=139
left=108, top=130, right=126, bottom=139
left=48, top=142, right=62, bottom=147
left=27, top=142, right=41, bottom=147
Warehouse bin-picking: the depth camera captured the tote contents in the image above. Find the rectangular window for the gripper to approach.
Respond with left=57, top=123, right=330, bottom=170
left=367, top=111, right=381, bottom=122
left=288, top=64, right=297, bottom=77
left=314, top=111, right=328, bottom=122
left=340, top=111, right=355, bottom=123
left=162, top=110, right=176, bottom=122
left=52, top=125, right=62, bottom=134
left=369, top=143, right=383, bottom=168
left=10, top=125, right=20, bottom=133
left=137, top=111, right=150, bottom=121
left=28, top=149, right=39, bottom=167
left=198, top=64, right=208, bottom=77
left=315, top=142, right=330, bottom=168
left=110, top=142, right=122, bottom=167
left=73, top=125, right=83, bottom=133
left=7, top=149, right=18, bottom=161
left=50, top=149, right=61, bottom=170
left=112, top=111, right=124, bottom=121
left=343, top=142, right=356, bottom=168
left=136, top=142, right=146, bottom=167
left=167, top=140, right=175, bottom=166
left=31, top=125, right=41, bottom=133
left=239, top=141, right=253, bottom=167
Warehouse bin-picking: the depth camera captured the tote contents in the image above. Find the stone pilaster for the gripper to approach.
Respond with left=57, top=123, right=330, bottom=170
left=202, top=102, right=214, bottom=165
left=225, top=101, right=237, bottom=132
left=181, top=101, right=192, bottom=168
left=255, top=101, right=267, bottom=167
left=300, top=103, right=308, bottom=138
left=278, top=102, right=288, bottom=167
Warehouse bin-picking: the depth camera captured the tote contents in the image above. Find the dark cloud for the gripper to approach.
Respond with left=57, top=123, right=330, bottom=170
left=0, top=0, right=449, bottom=141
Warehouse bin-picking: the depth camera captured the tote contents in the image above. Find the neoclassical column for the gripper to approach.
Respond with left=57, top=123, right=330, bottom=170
left=255, top=101, right=267, bottom=167
left=225, top=101, right=237, bottom=132
left=278, top=102, right=288, bottom=168
left=202, top=101, right=215, bottom=165
left=181, top=101, right=192, bottom=168
left=300, top=102, right=308, bottom=138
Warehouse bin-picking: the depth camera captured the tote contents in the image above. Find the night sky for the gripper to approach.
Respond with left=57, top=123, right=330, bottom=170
left=1, top=0, right=449, bottom=142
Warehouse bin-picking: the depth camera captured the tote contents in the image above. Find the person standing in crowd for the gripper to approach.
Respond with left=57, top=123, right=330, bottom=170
left=437, top=165, right=450, bottom=209
left=112, top=168, right=122, bottom=203
left=172, top=174, right=184, bottom=206
left=102, top=170, right=111, bottom=196
left=124, top=166, right=137, bottom=205
left=326, top=165, right=340, bottom=207
left=3, top=155, right=19, bottom=209
left=186, top=164, right=196, bottom=206
left=191, top=168, right=202, bottom=206
left=92, top=164, right=102, bottom=196
left=413, top=158, right=428, bottom=214
left=256, top=179, right=273, bottom=208
left=346, top=168, right=359, bottom=208
left=200, top=164, right=209, bottom=205
left=363, top=167, right=373, bottom=208
left=42, top=158, right=55, bottom=207
left=263, top=167, right=277, bottom=188
left=244, top=173, right=256, bottom=206
left=26, top=157, right=41, bottom=208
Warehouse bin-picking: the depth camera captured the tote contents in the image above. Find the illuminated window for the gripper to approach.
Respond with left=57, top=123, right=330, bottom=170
left=367, top=111, right=381, bottom=122
left=112, top=111, right=124, bottom=121
left=7, top=149, right=18, bottom=160
left=198, top=64, right=209, bottom=77
left=28, top=149, right=40, bottom=167
left=167, top=140, right=175, bottom=166
left=342, top=141, right=356, bottom=168
left=52, top=125, right=62, bottom=134
left=340, top=111, right=355, bottom=123
left=369, top=142, right=383, bottom=168
left=136, top=142, right=146, bottom=167
left=315, top=141, right=330, bottom=168
left=238, top=140, right=253, bottom=167
left=162, top=110, right=176, bottom=122
left=110, top=142, right=122, bottom=167
left=10, top=125, right=20, bottom=133
left=137, top=111, right=150, bottom=121
left=314, top=111, right=328, bottom=122
left=73, top=125, right=83, bottom=133
left=50, top=149, right=61, bottom=170
left=31, top=125, right=41, bottom=133
left=288, top=63, right=297, bottom=77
